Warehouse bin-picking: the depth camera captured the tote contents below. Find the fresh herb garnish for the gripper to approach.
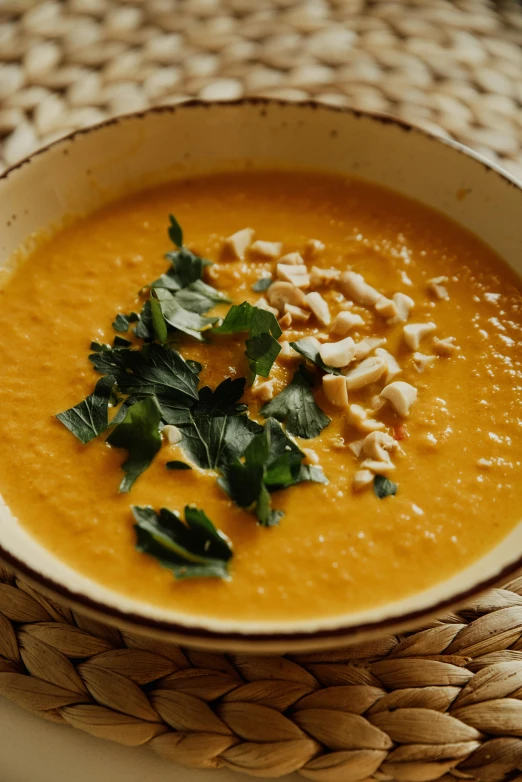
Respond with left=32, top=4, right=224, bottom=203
left=56, top=375, right=114, bottom=444
left=260, top=366, right=331, bottom=439
left=133, top=504, right=232, bottom=580
left=252, top=277, right=272, bottom=292
left=113, top=335, right=132, bottom=348
left=153, top=288, right=219, bottom=342
left=213, top=301, right=282, bottom=381
left=166, top=460, right=192, bottom=470
left=167, top=213, right=183, bottom=249
left=112, top=312, right=139, bottom=333
left=290, top=337, right=343, bottom=375
left=373, top=475, right=398, bottom=499
left=106, top=396, right=162, bottom=492
left=149, top=290, right=168, bottom=344
left=90, top=341, right=111, bottom=353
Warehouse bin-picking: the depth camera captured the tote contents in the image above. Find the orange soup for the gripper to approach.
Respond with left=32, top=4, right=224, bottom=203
left=0, top=171, right=521, bottom=622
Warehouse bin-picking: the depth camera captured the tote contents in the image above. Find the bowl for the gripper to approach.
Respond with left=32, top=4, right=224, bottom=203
left=1, top=99, right=521, bottom=652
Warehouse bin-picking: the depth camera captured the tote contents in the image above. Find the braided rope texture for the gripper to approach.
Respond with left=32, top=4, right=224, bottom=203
left=2, top=564, right=522, bottom=779
left=1, top=0, right=522, bottom=179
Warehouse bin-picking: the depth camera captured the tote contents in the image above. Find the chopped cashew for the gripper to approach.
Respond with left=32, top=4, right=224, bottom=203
left=428, top=276, right=449, bottom=300
left=388, top=292, right=415, bottom=324
left=306, top=291, right=331, bottom=326
left=412, top=352, right=436, bottom=373
left=163, top=425, right=182, bottom=445
left=267, top=281, right=308, bottom=313
left=278, top=312, right=292, bottom=329
left=250, top=240, right=282, bottom=258
left=251, top=379, right=275, bottom=401
left=353, top=469, right=374, bottom=491
left=344, top=356, right=387, bottom=390
left=331, top=310, right=365, bottom=335
left=277, top=341, right=300, bottom=362
left=375, top=348, right=402, bottom=383
left=276, top=263, right=310, bottom=288
left=284, top=303, right=310, bottom=323
left=353, top=337, right=386, bottom=361
left=278, top=251, right=304, bottom=266
left=348, top=438, right=366, bottom=458
left=224, top=227, right=254, bottom=260
left=341, top=271, right=381, bottom=307
left=368, top=394, right=386, bottom=412
left=362, top=431, right=399, bottom=462
left=304, top=238, right=325, bottom=259
left=380, top=381, right=417, bottom=417
left=360, top=458, right=396, bottom=475
left=347, top=404, right=385, bottom=432
left=319, top=336, right=356, bottom=368
left=433, top=336, right=459, bottom=356
left=375, top=297, right=398, bottom=319
left=310, top=266, right=341, bottom=287
left=403, top=322, right=437, bottom=350
left=302, top=448, right=319, bottom=465
left=322, top=374, right=349, bottom=408
left=255, top=297, right=279, bottom=317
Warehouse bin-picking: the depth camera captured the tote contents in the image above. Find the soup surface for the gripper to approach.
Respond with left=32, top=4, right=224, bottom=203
left=0, top=171, right=521, bottom=622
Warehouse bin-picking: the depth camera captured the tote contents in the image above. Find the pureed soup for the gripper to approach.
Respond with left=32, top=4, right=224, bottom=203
left=0, top=170, right=521, bottom=623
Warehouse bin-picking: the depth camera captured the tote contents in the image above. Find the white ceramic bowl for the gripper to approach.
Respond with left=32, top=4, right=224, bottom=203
left=1, top=100, right=522, bottom=652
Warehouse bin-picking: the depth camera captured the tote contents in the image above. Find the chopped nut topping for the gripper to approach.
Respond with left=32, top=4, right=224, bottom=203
left=380, top=381, right=417, bottom=417
left=310, top=266, right=341, bottom=287
left=302, top=447, right=319, bottom=465
left=375, top=297, right=398, bottom=319
left=353, top=469, right=374, bottom=491
left=267, top=281, right=308, bottom=313
left=331, top=310, right=365, bottom=335
left=163, top=425, right=182, bottom=445
left=341, top=271, right=382, bottom=307
left=360, top=458, right=396, bottom=475
left=250, top=240, right=282, bottom=258
left=368, top=394, right=386, bottom=412
left=278, top=251, right=305, bottom=266
left=347, top=404, right=385, bottom=432
left=278, top=312, right=292, bottom=329
left=277, top=341, right=300, bottom=363
left=322, top=374, right=349, bottom=408
left=276, top=263, right=310, bottom=288
left=353, top=337, right=386, bottom=361
left=224, top=227, right=254, bottom=260
left=345, top=356, right=387, bottom=390
left=388, top=292, right=415, bottom=324
left=306, top=291, right=331, bottom=326
left=254, top=297, right=278, bottom=317
left=375, top=348, right=402, bottom=383
left=319, top=336, right=356, bottom=368
left=304, top=238, right=325, bottom=259
left=362, top=431, right=400, bottom=462
left=284, top=303, right=310, bottom=323
left=433, top=336, right=459, bottom=355
left=251, top=379, right=276, bottom=401
left=348, top=438, right=366, bottom=458
left=428, top=276, right=449, bottom=300
left=412, top=352, right=436, bottom=372
left=403, top=321, right=437, bottom=350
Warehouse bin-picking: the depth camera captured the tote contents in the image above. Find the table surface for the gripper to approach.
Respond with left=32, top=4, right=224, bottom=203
left=0, top=696, right=297, bottom=782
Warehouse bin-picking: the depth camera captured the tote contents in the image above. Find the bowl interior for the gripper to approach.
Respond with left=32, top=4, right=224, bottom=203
left=1, top=100, right=522, bottom=651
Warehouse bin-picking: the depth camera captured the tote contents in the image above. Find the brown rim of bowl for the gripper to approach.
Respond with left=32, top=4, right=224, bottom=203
left=1, top=98, right=522, bottom=649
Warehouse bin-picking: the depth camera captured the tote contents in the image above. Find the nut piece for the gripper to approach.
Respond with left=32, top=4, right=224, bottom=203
left=380, top=381, right=417, bottom=417
left=428, top=276, right=449, bottom=300
left=375, top=348, right=401, bottom=383
left=278, top=312, right=292, bottom=329
left=310, top=266, right=341, bottom=287
left=348, top=438, right=366, bottom=458
left=304, top=238, right=325, bottom=259
left=251, top=379, right=275, bottom=401
left=353, top=469, right=374, bottom=491
left=375, top=296, right=398, bottom=319
left=362, top=431, right=399, bottom=462
left=302, top=447, right=319, bottom=465
left=353, top=337, right=386, bottom=361
left=403, top=322, right=437, bottom=350
left=347, top=404, right=385, bottom=432
left=360, top=458, right=396, bottom=475
left=322, top=374, right=349, bottom=408
left=319, top=336, right=356, bottom=368
left=267, top=281, right=308, bottom=313
left=412, top=352, right=436, bottom=372
left=344, top=356, right=387, bottom=390
left=163, top=425, right=182, bottom=445
left=224, top=227, right=254, bottom=259
left=341, top=271, right=381, bottom=307
left=306, top=291, right=331, bottom=326
left=278, top=251, right=304, bottom=265
left=276, top=263, right=310, bottom=288
left=255, top=297, right=279, bottom=317
left=433, top=336, right=459, bottom=355
left=389, top=292, right=415, bottom=324
left=284, top=303, right=310, bottom=323
left=331, top=310, right=365, bottom=335
left=250, top=240, right=283, bottom=258
left=277, top=341, right=300, bottom=363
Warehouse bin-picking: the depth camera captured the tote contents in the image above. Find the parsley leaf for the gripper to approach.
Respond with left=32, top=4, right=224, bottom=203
left=290, top=337, right=343, bottom=375
left=168, top=213, right=183, bottom=248
left=374, top=475, right=398, bottom=499
left=150, top=291, right=168, bottom=344
left=153, top=247, right=212, bottom=290
left=154, top=288, right=218, bottom=342
left=112, top=312, right=139, bottom=333
left=56, top=375, right=114, bottom=444
left=252, top=277, right=272, bottom=292
left=106, top=397, right=162, bottom=492
left=260, top=366, right=331, bottom=439
left=213, top=301, right=282, bottom=381
left=113, top=335, right=132, bottom=348
left=166, top=460, right=192, bottom=470
left=133, top=504, right=232, bottom=580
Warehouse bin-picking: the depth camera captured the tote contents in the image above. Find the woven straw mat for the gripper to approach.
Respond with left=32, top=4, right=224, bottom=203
left=2, top=0, right=522, bottom=780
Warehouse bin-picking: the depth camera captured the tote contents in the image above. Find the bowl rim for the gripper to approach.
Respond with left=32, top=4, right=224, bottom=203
left=1, top=97, right=522, bottom=650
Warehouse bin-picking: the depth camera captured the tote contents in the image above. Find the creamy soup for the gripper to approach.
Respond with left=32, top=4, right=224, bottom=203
left=0, top=171, right=521, bottom=622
